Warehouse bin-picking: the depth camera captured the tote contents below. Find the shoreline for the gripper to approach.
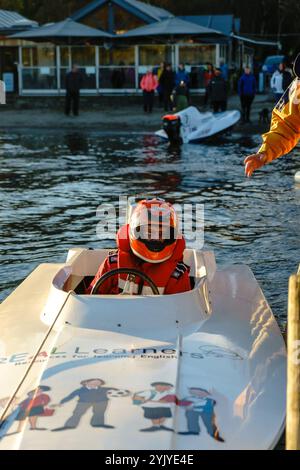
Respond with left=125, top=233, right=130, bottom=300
left=0, top=94, right=273, bottom=133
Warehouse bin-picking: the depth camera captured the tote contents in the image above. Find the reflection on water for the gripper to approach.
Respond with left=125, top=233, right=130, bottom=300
left=0, top=130, right=299, bottom=328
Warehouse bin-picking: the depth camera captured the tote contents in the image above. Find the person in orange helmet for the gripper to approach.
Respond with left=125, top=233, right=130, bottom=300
left=244, top=53, right=300, bottom=177
left=87, top=199, right=191, bottom=295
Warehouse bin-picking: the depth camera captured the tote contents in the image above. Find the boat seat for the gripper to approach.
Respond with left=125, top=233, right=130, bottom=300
left=60, top=248, right=214, bottom=294
left=73, top=274, right=196, bottom=295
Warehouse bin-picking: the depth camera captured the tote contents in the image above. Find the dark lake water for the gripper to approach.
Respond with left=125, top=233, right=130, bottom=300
left=0, top=130, right=299, bottom=329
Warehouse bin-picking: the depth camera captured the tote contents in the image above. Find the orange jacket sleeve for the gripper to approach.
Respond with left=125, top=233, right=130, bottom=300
left=258, top=78, right=300, bottom=163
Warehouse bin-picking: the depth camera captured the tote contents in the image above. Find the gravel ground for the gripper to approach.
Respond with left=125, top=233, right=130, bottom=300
left=0, top=93, right=274, bottom=132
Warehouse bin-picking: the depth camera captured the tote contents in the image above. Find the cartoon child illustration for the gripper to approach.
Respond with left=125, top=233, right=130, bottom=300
left=133, top=382, right=177, bottom=433
left=52, top=378, right=128, bottom=432
left=0, top=386, right=53, bottom=437
left=14, top=386, right=53, bottom=432
left=178, top=387, right=224, bottom=442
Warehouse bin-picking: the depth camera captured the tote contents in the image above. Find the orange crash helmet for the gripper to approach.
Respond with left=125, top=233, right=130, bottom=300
left=129, top=198, right=180, bottom=263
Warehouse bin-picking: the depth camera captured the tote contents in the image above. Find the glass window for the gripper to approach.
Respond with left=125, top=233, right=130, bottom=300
left=22, top=47, right=56, bottom=67
left=82, top=5, right=144, bottom=34
left=99, top=46, right=135, bottom=66
left=178, top=45, right=216, bottom=89
left=60, top=47, right=97, bottom=89
left=99, top=66, right=135, bottom=89
left=61, top=68, right=96, bottom=90
left=82, top=5, right=109, bottom=31
left=98, top=46, right=135, bottom=89
left=220, top=45, right=228, bottom=62
left=22, top=68, right=57, bottom=90
left=113, top=6, right=145, bottom=34
left=139, top=45, right=172, bottom=66
left=70, top=46, right=96, bottom=67
left=179, top=45, right=215, bottom=66
left=60, top=47, right=71, bottom=67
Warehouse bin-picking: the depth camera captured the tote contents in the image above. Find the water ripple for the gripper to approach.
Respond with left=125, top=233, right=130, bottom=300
left=0, top=130, right=299, bottom=329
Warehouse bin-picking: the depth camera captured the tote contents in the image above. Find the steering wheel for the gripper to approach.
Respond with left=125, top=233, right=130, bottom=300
left=91, top=268, right=160, bottom=296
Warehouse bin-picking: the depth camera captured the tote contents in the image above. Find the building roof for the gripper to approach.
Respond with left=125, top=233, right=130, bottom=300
left=0, top=9, right=37, bottom=33
left=71, top=0, right=173, bottom=24
left=179, top=15, right=239, bottom=36
left=10, top=17, right=113, bottom=40
left=121, top=17, right=223, bottom=38
left=126, top=0, right=172, bottom=21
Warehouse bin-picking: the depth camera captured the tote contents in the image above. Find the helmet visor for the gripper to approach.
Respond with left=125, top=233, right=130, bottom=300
left=135, top=225, right=176, bottom=253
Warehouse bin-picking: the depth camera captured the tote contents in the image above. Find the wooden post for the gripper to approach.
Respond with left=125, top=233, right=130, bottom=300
left=286, top=273, right=300, bottom=450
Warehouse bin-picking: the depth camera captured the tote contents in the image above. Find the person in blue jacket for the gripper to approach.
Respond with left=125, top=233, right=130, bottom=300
left=175, top=64, right=190, bottom=105
left=238, top=66, right=257, bottom=123
left=175, top=63, right=190, bottom=87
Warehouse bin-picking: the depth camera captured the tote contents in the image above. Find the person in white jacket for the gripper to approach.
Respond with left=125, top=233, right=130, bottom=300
left=270, top=68, right=284, bottom=102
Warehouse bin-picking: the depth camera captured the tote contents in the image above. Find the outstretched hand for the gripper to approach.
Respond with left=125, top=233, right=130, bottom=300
left=244, top=153, right=266, bottom=177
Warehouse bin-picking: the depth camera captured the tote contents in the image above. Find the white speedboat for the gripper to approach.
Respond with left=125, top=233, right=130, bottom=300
left=156, top=106, right=241, bottom=144
left=0, top=245, right=286, bottom=449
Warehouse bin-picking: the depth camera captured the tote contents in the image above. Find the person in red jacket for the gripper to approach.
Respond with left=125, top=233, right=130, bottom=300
left=88, top=199, right=191, bottom=296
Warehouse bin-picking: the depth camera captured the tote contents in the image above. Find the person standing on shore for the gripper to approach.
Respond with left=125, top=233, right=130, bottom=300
left=207, top=68, right=227, bottom=113
left=155, top=62, right=166, bottom=107
left=220, top=59, right=229, bottom=82
left=175, top=64, right=190, bottom=103
left=271, top=66, right=284, bottom=102
left=244, top=54, right=300, bottom=177
left=140, top=68, right=158, bottom=113
left=203, top=63, right=215, bottom=106
left=175, top=64, right=190, bottom=88
left=159, top=64, right=175, bottom=112
left=65, top=65, right=83, bottom=117
left=172, top=81, right=189, bottom=112
left=238, top=66, right=257, bottom=123
left=271, top=62, right=293, bottom=103
left=280, top=62, right=293, bottom=91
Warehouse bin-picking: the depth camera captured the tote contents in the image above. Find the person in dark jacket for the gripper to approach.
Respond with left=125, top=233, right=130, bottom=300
left=207, top=68, right=227, bottom=112
left=203, top=63, right=215, bottom=106
left=65, top=65, right=83, bottom=117
left=279, top=62, right=293, bottom=91
left=238, top=66, right=257, bottom=123
left=159, top=64, right=175, bottom=111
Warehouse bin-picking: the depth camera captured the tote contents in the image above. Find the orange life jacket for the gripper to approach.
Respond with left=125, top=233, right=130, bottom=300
left=89, top=225, right=190, bottom=295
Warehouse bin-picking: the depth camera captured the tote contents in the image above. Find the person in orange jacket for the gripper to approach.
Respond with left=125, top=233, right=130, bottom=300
left=87, top=199, right=191, bottom=296
left=244, top=53, right=300, bottom=177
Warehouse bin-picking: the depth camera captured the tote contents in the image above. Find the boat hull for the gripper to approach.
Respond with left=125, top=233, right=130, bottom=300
left=156, top=107, right=241, bottom=144
left=0, top=251, right=286, bottom=449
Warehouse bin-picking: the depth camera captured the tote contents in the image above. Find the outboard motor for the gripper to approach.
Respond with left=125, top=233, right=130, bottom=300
left=162, top=114, right=182, bottom=145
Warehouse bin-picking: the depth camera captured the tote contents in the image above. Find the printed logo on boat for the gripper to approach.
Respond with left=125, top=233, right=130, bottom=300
left=0, top=344, right=244, bottom=365
left=197, top=345, right=244, bottom=360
